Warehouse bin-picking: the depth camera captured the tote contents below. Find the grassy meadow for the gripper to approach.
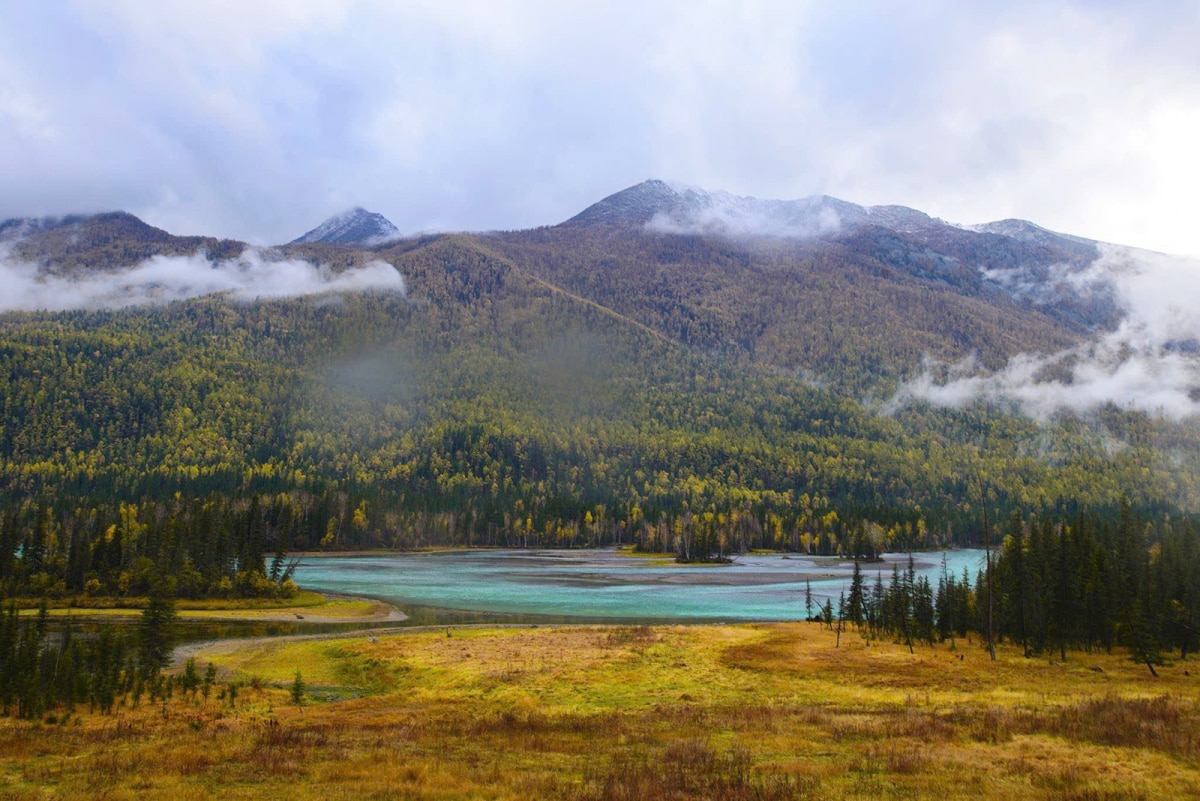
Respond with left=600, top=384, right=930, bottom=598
left=2, top=621, right=1198, bottom=799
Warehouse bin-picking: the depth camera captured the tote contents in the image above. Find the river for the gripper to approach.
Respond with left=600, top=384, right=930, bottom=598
left=292, top=548, right=987, bottom=622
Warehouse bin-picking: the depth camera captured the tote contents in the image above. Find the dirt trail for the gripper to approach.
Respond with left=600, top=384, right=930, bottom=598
left=170, top=596, right=408, bottom=665
left=171, top=622, right=413, bottom=665
left=172, top=617, right=570, bottom=668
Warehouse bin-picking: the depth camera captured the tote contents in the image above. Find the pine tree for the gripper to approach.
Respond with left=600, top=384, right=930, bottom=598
left=935, top=555, right=954, bottom=644
left=1126, top=593, right=1165, bottom=676
left=835, top=591, right=846, bottom=647
left=203, top=662, right=217, bottom=700
left=140, top=572, right=177, bottom=676
left=913, top=576, right=936, bottom=645
left=847, top=560, right=865, bottom=626
left=868, top=571, right=886, bottom=636
left=181, top=657, right=200, bottom=697
left=290, top=670, right=306, bottom=707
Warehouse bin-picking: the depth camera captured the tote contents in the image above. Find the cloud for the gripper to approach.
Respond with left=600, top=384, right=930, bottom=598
left=1, top=3, right=1200, bottom=256
left=0, top=248, right=405, bottom=312
left=893, top=245, right=1200, bottom=420
left=643, top=185, right=847, bottom=239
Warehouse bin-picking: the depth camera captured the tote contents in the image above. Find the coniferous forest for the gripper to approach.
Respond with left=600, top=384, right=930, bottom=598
left=0, top=211, right=1197, bottom=681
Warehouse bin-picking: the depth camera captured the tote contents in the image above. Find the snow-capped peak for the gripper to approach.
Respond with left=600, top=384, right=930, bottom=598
left=290, top=207, right=401, bottom=246
left=564, top=180, right=944, bottom=240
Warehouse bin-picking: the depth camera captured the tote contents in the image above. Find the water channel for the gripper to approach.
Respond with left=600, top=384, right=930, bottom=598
left=292, top=548, right=987, bottom=623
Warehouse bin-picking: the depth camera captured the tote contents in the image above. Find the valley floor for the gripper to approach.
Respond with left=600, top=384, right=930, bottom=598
left=2, top=621, right=1198, bottom=799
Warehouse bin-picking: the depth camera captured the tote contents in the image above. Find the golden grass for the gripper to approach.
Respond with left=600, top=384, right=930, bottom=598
left=2, top=623, right=1198, bottom=799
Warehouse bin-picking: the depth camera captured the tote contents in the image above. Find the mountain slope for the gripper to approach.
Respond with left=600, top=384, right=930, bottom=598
left=488, top=224, right=1076, bottom=393
left=3, top=229, right=1195, bottom=552
left=565, top=179, right=882, bottom=237
left=0, top=211, right=244, bottom=272
left=567, top=180, right=1108, bottom=302
left=0, top=189, right=1197, bottom=571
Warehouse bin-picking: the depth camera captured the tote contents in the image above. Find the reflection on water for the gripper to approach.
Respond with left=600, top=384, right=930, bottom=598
left=294, top=548, right=988, bottom=623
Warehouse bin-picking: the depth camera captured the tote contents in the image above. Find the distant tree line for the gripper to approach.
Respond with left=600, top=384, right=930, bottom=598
left=1, top=484, right=1187, bottom=599
left=0, top=496, right=297, bottom=600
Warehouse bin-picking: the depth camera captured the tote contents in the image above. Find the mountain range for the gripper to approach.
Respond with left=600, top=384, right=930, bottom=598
left=0, top=180, right=1197, bottom=553
left=1, top=180, right=1123, bottom=385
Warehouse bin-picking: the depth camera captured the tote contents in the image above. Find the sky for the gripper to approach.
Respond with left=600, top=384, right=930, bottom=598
left=2, top=1, right=1200, bottom=254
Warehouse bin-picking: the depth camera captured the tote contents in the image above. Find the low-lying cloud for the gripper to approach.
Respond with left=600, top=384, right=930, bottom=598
left=647, top=202, right=843, bottom=239
left=894, top=244, right=1200, bottom=420
left=644, top=186, right=848, bottom=239
left=0, top=249, right=405, bottom=312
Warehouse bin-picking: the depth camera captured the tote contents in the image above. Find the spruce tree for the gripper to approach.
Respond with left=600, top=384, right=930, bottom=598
left=847, top=560, right=865, bottom=626
left=290, top=670, right=306, bottom=707
left=140, top=572, right=177, bottom=676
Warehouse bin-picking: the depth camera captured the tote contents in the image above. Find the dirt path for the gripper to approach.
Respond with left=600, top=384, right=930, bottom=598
left=171, top=622, right=413, bottom=665
left=170, top=596, right=409, bottom=666
left=170, top=621, right=569, bottom=667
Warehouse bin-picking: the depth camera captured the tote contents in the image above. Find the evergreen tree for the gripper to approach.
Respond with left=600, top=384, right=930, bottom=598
left=140, top=572, right=177, bottom=676
left=821, top=597, right=834, bottom=630
left=1126, top=593, right=1166, bottom=676
left=290, top=670, right=306, bottom=707
left=847, top=560, right=865, bottom=626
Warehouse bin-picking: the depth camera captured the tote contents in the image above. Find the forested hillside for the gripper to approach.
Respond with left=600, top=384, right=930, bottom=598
left=0, top=197, right=1198, bottom=599
left=0, top=212, right=244, bottom=272
left=484, top=226, right=1080, bottom=393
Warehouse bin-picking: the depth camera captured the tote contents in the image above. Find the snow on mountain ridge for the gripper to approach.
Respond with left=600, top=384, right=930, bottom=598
left=291, top=207, right=400, bottom=246
left=566, top=180, right=949, bottom=240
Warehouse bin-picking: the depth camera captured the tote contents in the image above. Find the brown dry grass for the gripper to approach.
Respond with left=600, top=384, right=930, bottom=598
left=1, top=623, right=1197, bottom=799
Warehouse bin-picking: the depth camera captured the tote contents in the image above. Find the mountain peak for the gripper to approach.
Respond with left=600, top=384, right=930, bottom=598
left=563, top=180, right=942, bottom=239
left=0, top=211, right=161, bottom=243
left=290, top=207, right=400, bottom=245
left=563, top=180, right=682, bottom=227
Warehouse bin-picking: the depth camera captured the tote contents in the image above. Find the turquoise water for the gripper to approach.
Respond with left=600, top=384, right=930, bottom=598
left=293, top=548, right=986, bottom=622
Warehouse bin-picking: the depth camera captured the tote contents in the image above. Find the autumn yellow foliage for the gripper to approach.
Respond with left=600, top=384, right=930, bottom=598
left=2, top=623, right=1198, bottom=799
